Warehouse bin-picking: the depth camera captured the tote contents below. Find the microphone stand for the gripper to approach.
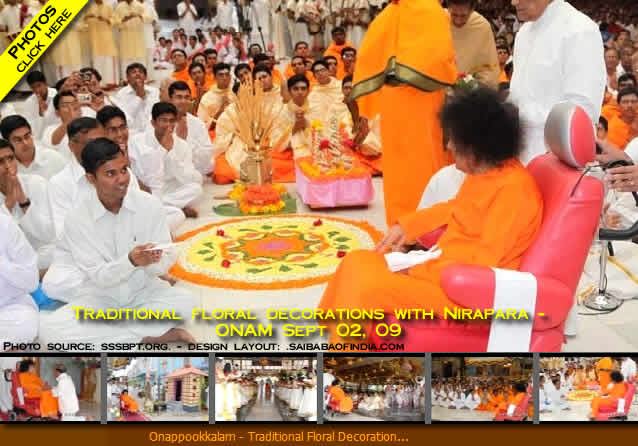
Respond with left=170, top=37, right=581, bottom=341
left=250, top=1, right=267, bottom=50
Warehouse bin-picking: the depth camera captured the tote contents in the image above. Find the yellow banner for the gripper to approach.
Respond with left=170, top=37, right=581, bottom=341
left=0, top=0, right=90, bottom=102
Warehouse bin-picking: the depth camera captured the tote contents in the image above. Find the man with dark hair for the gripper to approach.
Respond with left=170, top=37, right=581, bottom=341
left=171, top=49, right=190, bottom=83
left=135, top=102, right=202, bottom=219
left=113, top=63, right=160, bottom=135
left=0, top=138, right=55, bottom=274
left=23, top=71, right=58, bottom=140
left=43, top=92, right=82, bottom=160
left=324, top=55, right=338, bottom=78
left=324, top=27, right=354, bottom=79
left=308, top=59, right=342, bottom=106
left=168, top=81, right=215, bottom=177
left=39, top=137, right=198, bottom=347
left=284, top=41, right=313, bottom=79
left=187, top=62, right=214, bottom=111
left=497, top=45, right=511, bottom=82
left=234, top=63, right=252, bottom=84
left=447, top=0, right=500, bottom=86
left=590, top=370, right=626, bottom=419
left=0, top=115, right=65, bottom=179
left=608, top=87, right=638, bottom=149
left=340, top=47, right=357, bottom=79
left=198, top=63, right=233, bottom=140
left=203, top=48, right=218, bottom=78
left=52, top=363, right=79, bottom=419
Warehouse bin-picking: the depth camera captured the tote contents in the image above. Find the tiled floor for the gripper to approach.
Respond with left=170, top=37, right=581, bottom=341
left=432, top=406, right=496, bottom=422
left=540, top=399, right=638, bottom=422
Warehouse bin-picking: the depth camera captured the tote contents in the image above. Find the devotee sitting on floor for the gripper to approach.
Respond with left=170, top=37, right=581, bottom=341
left=340, top=47, right=357, bottom=80
left=327, top=380, right=353, bottom=414
left=590, top=371, right=627, bottom=419
left=324, top=55, right=339, bottom=78
left=18, top=359, right=59, bottom=418
left=39, top=138, right=198, bottom=346
left=134, top=102, right=203, bottom=219
left=497, top=45, right=511, bottom=83
left=0, top=115, right=66, bottom=180
left=198, top=62, right=233, bottom=142
left=187, top=62, right=214, bottom=113
left=120, top=389, right=139, bottom=413
left=23, top=71, right=58, bottom=141
left=0, top=212, right=39, bottom=348
left=601, top=73, right=636, bottom=122
left=324, top=27, right=354, bottom=80
left=308, top=60, right=342, bottom=105
left=42, top=91, right=82, bottom=161
left=112, top=63, right=160, bottom=135
left=0, top=139, right=55, bottom=276
left=447, top=0, right=500, bottom=87
left=171, top=49, right=191, bottom=83
left=607, top=88, right=638, bottom=149
left=234, top=63, right=252, bottom=85
left=52, top=364, right=79, bottom=419
left=213, top=66, right=291, bottom=184
left=253, top=53, right=284, bottom=88
left=203, top=48, right=218, bottom=79
left=285, top=41, right=314, bottom=79
left=168, top=81, right=215, bottom=177
left=318, top=88, right=543, bottom=343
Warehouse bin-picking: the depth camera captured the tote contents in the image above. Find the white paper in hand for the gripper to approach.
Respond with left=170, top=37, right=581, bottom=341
left=141, top=242, right=184, bottom=251
left=384, top=247, right=442, bottom=272
left=507, top=403, right=517, bottom=417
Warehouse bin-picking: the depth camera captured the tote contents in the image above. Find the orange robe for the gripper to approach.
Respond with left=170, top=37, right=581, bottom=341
left=324, top=41, right=355, bottom=80
left=172, top=66, right=191, bottom=83
left=496, top=392, right=525, bottom=414
left=591, top=382, right=626, bottom=417
left=272, top=68, right=284, bottom=86
left=328, top=385, right=353, bottom=413
left=607, top=115, right=632, bottom=149
left=351, top=1, right=457, bottom=225
left=18, top=372, right=59, bottom=418
left=187, top=77, right=215, bottom=98
left=601, top=101, right=620, bottom=122
left=120, top=393, right=139, bottom=412
left=213, top=149, right=295, bottom=184
left=499, top=69, right=509, bottom=83
left=318, top=159, right=543, bottom=343
left=285, top=59, right=314, bottom=79
left=596, top=357, right=614, bottom=393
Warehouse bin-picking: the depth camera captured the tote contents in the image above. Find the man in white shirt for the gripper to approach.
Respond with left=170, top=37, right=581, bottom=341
left=0, top=357, right=19, bottom=414
left=137, top=102, right=203, bottom=219
left=621, top=357, right=637, bottom=382
left=0, top=0, right=20, bottom=41
left=0, top=212, right=39, bottom=348
left=168, top=81, right=215, bottom=176
left=0, top=139, right=55, bottom=273
left=420, top=0, right=606, bottom=200
left=0, top=115, right=65, bottom=180
left=112, top=63, right=160, bottom=135
left=52, top=364, right=79, bottom=419
left=44, top=117, right=140, bottom=303
left=23, top=71, right=58, bottom=141
left=42, top=91, right=82, bottom=161
left=217, top=0, right=239, bottom=31
left=178, top=0, right=198, bottom=36
left=39, top=138, right=198, bottom=347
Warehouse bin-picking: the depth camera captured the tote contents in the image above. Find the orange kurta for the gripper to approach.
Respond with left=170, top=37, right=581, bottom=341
left=596, top=357, right=614, bottom=393
left=601, top=102, right=620, bottom=122
left=172, top=66, right=191, bottom=83
left=272, top=68, right=284, bottom=86
left=324, top=41, right=355, bottom=80
left=496, top=392, right=525, bottom=414
left=285, top=59, right=314, bottom=79
left=120, top=393, right=139, bottom=412
left=187, top=77, right=216, bottom=98
left=318, top=159, right=543, bottom=343
left=607, top=115, right=632, bottom=149
left=591, top=381, right=626, bottom=417
left=351, top=0, right=457, bottom=225
left=328, top=385, right=353, bottom=413
left=213, top=149, right=296, bottom=184
left=19, top=372, right=59, bottom=418
left=499, top=69, right=509, bottom=83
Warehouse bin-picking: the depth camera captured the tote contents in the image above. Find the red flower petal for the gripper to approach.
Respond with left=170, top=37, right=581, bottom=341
left=313, top=219, right=323, bottom=226
left=221, top=260, right=231, bottom=268
left=216, top=230, right=225, bottom=236
left=319, top=140, right=331, bottom=150
left=337, top=250, right=346, bottom=258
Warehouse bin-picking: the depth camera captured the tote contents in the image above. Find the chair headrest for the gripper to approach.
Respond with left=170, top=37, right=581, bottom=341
left=544, top=102, right=595, bottom=168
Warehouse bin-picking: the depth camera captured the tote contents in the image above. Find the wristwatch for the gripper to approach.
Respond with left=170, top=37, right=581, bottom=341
left=19, top=198, right=31, bottom=209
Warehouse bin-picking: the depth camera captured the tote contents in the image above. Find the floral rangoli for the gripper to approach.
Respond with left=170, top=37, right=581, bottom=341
left=567, top=390, right=597, bottom=401
left=170, top=215, right=383, bottom=290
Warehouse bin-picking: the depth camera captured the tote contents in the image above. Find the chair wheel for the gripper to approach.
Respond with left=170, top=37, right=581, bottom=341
left=8, top=411, right=17, bottom=421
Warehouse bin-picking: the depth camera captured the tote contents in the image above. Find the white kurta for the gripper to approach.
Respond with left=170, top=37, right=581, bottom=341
left=53, top=373, right=79, bottom=416
left=177, top=1, right=198, bottom=36
left=217, top=1, right=239, bottom=31
left=248, top=0, right=271, bottom=48
left=18, top=145, right=66, bottom=180
left=0, top=212, right=39, bottom=348
left=0, top=102, right=16, bottom=121
left=621, top=358, right=637, bottom=381
left=0, top=173, right=55, bottom=269
left=0, top=357, right=20, bottom=411
left=112, top=85, right=160, bottom=135
left=39, top=187, right=199, bottom=347
left=182, top=113, right=215, bottom=176
left=44, top=159, right=140, bottom=302
left=142, top=1, right=159, bottom=81
left=22, top=88, right=58, bottom=141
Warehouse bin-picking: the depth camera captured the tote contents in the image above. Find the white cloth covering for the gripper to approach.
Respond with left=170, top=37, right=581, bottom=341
left=181, top=113, right=215, bottom=176
left=17, top=145, right=66, bottom=180
left=177, top=1, right=198, bottom=36
left=112, top=85, right=160, bottom=135
left=217, top=0, right=239, bottom=31
left=0, top=357, right=20, bottom=412
left=52, top=372, right=79, bottom=416
left=22, top=88, right=58, bottom=141
left=0, top=173, right=55, bottom=269
left=39, top=187, right=198, bottom=348
left=0, top=213, right=39, bottom=349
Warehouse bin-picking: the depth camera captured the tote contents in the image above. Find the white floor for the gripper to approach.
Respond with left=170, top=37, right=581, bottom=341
left=432, top=406, right=495, bottom=422
left=540, top=399, right=638, bottom=422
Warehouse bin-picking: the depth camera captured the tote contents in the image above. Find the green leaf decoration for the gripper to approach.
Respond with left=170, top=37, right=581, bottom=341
left=246, top=267, right=272, bottom=274
left=213, top=196, right=297, bottom=216
left=335, top=237, right=350, bottom=242
left=336, top=245, right=350, bottom=250
left=327, top=231, right=339, bottom=237
left=261, top=225, right=273, bottom=230
left=298, top=263, right=318, bottom=268
left=280, top=225, right=298, bottom=229
left=204, top=256, right=216, bottom=261
left=238, top=228, right=256, bottom=232
left=279, top=265, right=292, bottom=272
left=203, top=242, right=215, bottom=249
left=197, top=249, right=213, bottom=254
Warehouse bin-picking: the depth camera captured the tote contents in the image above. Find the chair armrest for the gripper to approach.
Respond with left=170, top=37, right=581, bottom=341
left=441, top=265, right=574, bottom=331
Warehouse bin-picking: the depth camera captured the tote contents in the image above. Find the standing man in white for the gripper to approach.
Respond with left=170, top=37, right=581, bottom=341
left=178, top=0, right=199, bottom=36
left=52, top=364, right=80, bottom=420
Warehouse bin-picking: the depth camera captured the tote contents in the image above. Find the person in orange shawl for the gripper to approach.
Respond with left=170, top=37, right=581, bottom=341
left=197, top=62, right=233, bottom=144
left=171, top=49, right=191, bottom=83
left=495, top=382, right=527, bottom=416
left=285, top=41, right=314, bottom=78
left=18, top=359, right=59, bottom=419
left=596, top=357, right=614, bottom=393
left=318, top=87, right=543, bottom=344
left=350, top=0, right=457, bottom=226
left=187, top=62, right=215, bottom=114
left=120, top=389, right=139, bottom=413
left=590, top=371, right=626, bottom=419
left=601, top=74, right=636, bottom=122
left=607, top=88, right=638, bottom=150
left=324, top=26, right=355, bottom=80
left=327, top=380, right=353, bottom=414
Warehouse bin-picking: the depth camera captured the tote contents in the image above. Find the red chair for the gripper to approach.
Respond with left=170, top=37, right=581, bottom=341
left=596, top=383, right=635, bottom=421
left=493, top=394, right=531, bottom=422
left=369, top=102, right=604, bottom=352
left=8, top=365, right=41, bottom=421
